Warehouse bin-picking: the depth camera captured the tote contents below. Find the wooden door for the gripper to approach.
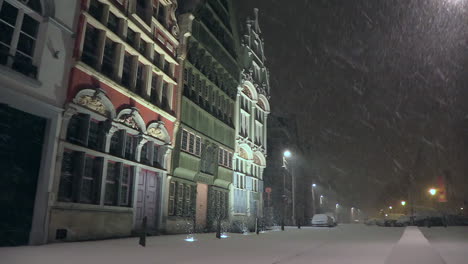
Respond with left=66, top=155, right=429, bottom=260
left=136, top=170, right=159, bottom=230
left=196, top=183, right=208, bottom=230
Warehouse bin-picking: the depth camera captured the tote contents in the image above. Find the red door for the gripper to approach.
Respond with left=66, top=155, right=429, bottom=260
left=136, top=170, right=159, bottom=230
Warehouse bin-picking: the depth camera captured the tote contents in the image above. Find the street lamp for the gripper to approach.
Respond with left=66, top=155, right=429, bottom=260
left=311, top=184, right=317, bottom=216
left=401, top=201, right=406, bottom=206
left=389, top=206, right=393, bottom=210
left=282, top=150, right=293, bottom=230
left=429, top=188, right=437, bottom=196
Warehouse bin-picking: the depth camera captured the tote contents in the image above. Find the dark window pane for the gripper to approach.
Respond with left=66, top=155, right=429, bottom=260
left=181, top=130, right=188, bottom=151
left=67, top=114, right=87, bottom=145
left=0, top=21, right=14, bottom=46
left=82, top=25, right=99, bottom=67
left=0, top=2, right=18, bottom=25
left=110, top=131, right=121, bottom=156
left=26, top=0, right=42, bottom=14
left=125, top=134, right=135, bottom=160
left=80, top=157, right=95, bottom=203
left=0, top=42, right=9, bottom=65
left=122, top=54, right=132, bottom=87
left=88, top=0, right=104, bottom=21
left=152, top=144, right=159, bottom=166
left=102, top=39, right=116, bottom=78
left=104, top=162, right=117, bottom=205
left=21, top=15, right=39, bottom=37
left=135, top=63, right=145, bottom=95
left=126, top=28, right=136, bottom=48
left=188, top=133, right=195, bottom=153
left=87, top=120, right=100, bottom=150
left=58, top=151, right=74, bottom=201
left=17, top=34, right=35, bottom=57
left=107, top=12, right=119, bottom=34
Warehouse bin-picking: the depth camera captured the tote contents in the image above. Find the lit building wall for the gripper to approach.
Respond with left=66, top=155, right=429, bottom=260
left=48, top=0, right=180, bottom=242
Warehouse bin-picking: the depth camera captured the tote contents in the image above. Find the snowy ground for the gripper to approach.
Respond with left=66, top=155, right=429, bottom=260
left=420, top=226, right=468, bottom=264
left=2, top=225, right=466, bottom=264
left=1, top=224, right=403, bottom=264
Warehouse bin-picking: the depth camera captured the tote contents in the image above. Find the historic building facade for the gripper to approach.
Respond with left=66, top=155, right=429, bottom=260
left=170, top=0, right=240, bottom=233
left=49, top=0, right=180, bottom=242
left=231, top=9, right=270, bottom=230
left=0, top=0, right=77, bottom=245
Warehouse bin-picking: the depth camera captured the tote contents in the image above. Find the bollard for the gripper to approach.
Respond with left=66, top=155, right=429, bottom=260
left=256, top=218, right=259, bottom=235
left=139, top=216, right=147, bottom=247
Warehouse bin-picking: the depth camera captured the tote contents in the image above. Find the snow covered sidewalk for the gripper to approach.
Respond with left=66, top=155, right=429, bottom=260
left=385, top=226, right=446, bottom=264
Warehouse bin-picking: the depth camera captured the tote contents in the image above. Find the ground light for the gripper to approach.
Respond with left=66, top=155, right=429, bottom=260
left=184, top=235, right=197, bottom=242
left=220, top=233, right=229, bottom=239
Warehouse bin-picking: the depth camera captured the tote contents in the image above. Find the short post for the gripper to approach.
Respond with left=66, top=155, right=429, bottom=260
left=139, top=216, right=147, bottom=247
left=297, top=218, right=301, bottom=229
left=256, top=218, right=259, bottom=235
left=216, top=215, right=222, bottom=239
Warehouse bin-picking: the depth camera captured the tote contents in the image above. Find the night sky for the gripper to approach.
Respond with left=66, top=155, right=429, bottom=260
left=236, top=0, right=468, bottom=210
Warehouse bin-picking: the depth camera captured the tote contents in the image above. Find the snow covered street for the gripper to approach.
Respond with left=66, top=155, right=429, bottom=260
left=1, top=224, right=467, bottom=264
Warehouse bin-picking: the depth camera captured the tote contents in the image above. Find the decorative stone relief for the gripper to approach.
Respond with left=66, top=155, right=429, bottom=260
left=147, top=127, right=165, bottom=141
left=117, top=114, right=139, bottom=130
left=76, top=95, right=107, bottom=116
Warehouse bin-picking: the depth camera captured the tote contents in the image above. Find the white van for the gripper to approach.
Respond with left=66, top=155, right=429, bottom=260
left=311, top=214, right=336, bottom=227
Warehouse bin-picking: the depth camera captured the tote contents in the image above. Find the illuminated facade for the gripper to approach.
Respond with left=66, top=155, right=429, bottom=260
left=50, top=0, right=180, bottom=242
left=170, top=0, right=240, bottom=233
left=231, top=8, right=270, bottom=230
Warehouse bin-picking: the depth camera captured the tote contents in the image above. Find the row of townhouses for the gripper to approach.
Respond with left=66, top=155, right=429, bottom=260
left=0, top=0, right=270, bottom=245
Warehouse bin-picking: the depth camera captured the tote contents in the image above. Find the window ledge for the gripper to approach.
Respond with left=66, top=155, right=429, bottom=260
left=52, top=202, right=133, bottom=213
left=0, top=64, right=42, bottom=89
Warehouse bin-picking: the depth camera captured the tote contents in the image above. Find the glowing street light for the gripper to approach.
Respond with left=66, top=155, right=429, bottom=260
left=283, top=150, right=292, bottom=158
left=389, top=206, right=393, bottom=210
left=312, top=183, right=317, bottom=187
left=429, top=188, right=437, bottom=196
left=401, top=201, right=406, bottom=206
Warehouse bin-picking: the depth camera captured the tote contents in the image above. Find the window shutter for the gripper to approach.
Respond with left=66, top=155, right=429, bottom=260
left=92, top=157, right=104, bottom=204
left=115, top=162, right=123, bottom=205
left=72, top=151, right=86, bottom=202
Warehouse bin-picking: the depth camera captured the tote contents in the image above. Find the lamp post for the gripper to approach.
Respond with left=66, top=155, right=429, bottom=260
left=281, top=150, right=292, bottom=231
left=311, top=184, right=317, bottom=216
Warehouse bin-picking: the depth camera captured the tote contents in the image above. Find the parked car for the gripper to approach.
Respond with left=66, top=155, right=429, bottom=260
left=395, top=215, right=411, bottom=227
left=364, top=218, right=380, bottom=225
left=311, top=214, right=336, bottom=227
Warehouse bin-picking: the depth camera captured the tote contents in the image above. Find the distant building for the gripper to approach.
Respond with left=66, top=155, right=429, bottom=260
left=50, top=0, right=180, bottom=242
left=171, top=0, right=240, bottom=233
left=231, top=8, right=270, bottom=231
left=0, top=0, right=76, bottom=245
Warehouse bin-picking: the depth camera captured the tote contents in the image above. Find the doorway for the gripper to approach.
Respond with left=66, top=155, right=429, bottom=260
left=135, top=170, right=160, bottom=231
left=0, top=105, right=45, bottom=246
left=196, top=183, right=208, bottom=230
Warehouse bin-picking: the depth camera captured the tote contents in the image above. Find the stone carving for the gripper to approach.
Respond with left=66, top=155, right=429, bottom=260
left=117, top=114, right=139, bottom=130
left=76, top=95, right=107, bottom=116
left=147, top=127, right=165, bottom=140
left=254, top=155, right=261, bottom=165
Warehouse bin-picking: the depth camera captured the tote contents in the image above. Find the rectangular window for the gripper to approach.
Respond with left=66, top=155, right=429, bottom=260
left=195, top=136, right=201, bottom=156
left=58, top=150, right=74, bottom=201
left=153, top=52, right=161, bottom=68
left=87, top=119, right=102, bottom=151
left=152, top=144, right=159, bottom=167
left=135, top=62, right=145, bottom=95
left=125, top=134, right=135, bottom=160
left=218, top=149, right=224, bottom=165
left=139, top=39, right=147, bottom=57
left=80, top=156, right=101, bottom=204
left=223, top=150, right=228, bottom=167
left=122, top=53, right=132, bottom=88
left=126, top=27, right=137, bottom=48
left=150, top=74, right=159, bottom=105
left=110, top=130, right=123, bottom=157
left=107, top=12, right=120, bottom=34
left=101, top=38, right=117, bottom=78
left=120, top=165, right=132, bottom=206
left=228, top=153, right=232, bottom=168
left=88, top=0, right=104, bottom=21
left=176, top=182, right=184, bottom=216
left=168, top=181, right=176, bottom=215
left=181, top=129, right=188, bottom=151
left=141, top=142, right=150, bottom=165
left=66, top=114, right=89, bottom=145
left=184, top=185, right=191, bottom=216
left=104, top=161, right=118, bottom=205
left=188, top=133, right=195, bottom=153
left=81, top=24, right=100, bottom=68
